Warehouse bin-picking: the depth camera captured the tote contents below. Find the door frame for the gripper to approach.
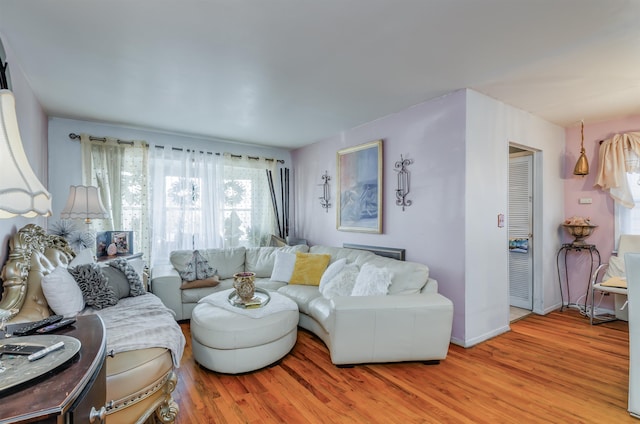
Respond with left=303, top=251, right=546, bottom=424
left=508, top=143, right=543, bottom=315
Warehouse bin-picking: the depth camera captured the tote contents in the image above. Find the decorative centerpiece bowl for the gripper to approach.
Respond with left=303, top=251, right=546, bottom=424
left=562, top=224, right=597, bottom=245
left=232, top=271, right=256, bottom=302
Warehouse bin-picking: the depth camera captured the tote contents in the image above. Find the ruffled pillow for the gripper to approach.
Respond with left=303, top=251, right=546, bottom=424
left=68, top=263, right=118, bottom=310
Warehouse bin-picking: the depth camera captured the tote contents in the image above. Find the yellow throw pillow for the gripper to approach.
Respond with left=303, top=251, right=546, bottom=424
left=289, top=253, right=331, bottom=286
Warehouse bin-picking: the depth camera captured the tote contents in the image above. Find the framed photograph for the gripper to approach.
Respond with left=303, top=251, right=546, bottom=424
left=337, top=139, right=383, bottom=233
left=96, top=230, right=134, bottom=257
left=111, top=231, right=133, bottom=255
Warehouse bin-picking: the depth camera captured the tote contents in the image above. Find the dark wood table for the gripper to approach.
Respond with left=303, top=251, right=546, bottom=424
left=0, top=315, right=107, bottom=424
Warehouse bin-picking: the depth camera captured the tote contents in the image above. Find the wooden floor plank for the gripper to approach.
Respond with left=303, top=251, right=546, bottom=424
left=173, top=309, right=636, bottom=423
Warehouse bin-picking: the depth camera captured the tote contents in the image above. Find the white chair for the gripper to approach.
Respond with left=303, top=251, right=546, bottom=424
left=589, top=235, right=640, bottom=324
left=624, top=252, right=640, bottom=417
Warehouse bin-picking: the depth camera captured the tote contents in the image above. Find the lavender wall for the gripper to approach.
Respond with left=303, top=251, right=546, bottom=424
left=564, top=116, right=640, bottom=310
left=292, top=89, right=566, bottom=346
left=0, top=32, right=48, bottom=267
left=292, top=90, right=468, bottom=340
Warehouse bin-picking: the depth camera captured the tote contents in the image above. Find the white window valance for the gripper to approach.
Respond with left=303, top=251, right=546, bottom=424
left=595, top=132, right=640, bottom=208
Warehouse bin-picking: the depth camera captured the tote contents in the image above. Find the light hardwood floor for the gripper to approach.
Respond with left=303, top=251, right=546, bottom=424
left=173, top=309, right=634, bottom=423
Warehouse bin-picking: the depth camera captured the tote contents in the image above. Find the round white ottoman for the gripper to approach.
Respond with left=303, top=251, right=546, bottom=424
left=191, top=291, right=299, bottom=374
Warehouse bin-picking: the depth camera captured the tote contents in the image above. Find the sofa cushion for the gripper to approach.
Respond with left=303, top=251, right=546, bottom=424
left=351, top=263, right=392, bottom=296
left=365, top=256, right=429, bottom=295
left=277, top=285, right=322, bottom=315
left=307, top=296, right=333, bottom=333
left=171, top=247, right=245, bottom=279
left=41, top=266, right=85, bottom=316
left=309, top=245, right=376, bottom=266
left=245, top=245, right=309, bottom=277
left=271, top=251, right=297, bottom=282
left=290, top=253, right=331, bottom=286
left=320, top=263, right=359, bottom=299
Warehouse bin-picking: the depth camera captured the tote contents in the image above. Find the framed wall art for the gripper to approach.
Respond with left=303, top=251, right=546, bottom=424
left=337, top=139, right=383, bottom=233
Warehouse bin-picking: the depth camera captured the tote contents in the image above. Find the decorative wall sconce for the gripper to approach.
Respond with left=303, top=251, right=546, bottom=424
left=573, top=120, right=589, bottom=176
left=319, top=171, right=331, bottom=212
left=394, top=155, right=413, bottom=211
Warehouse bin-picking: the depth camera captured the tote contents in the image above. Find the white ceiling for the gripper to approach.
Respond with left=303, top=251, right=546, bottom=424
left=0, top=0, right=639, bottom=149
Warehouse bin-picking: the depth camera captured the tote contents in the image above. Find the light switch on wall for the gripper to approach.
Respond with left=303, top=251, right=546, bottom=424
left=497, top=213, right=505, bottom=228
left=579, top=198, right=593, bottom=204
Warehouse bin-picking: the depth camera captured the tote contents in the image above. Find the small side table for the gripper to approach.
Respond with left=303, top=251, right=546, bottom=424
left=556, top=243, right=601, bottom=312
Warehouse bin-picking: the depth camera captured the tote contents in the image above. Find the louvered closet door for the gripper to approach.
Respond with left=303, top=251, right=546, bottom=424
left=509, top=155, right=533, bottom=310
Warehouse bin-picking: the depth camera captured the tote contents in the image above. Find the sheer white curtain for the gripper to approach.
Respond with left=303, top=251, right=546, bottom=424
left=222, top=154, right=277, bottom=247
left=81, top=134, right=149, bottom=258
left=149, top=146, right=223, bottom=266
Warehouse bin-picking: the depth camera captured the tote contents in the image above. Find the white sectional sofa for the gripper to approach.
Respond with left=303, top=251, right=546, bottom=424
left=151, top=244, right=454, bottom=365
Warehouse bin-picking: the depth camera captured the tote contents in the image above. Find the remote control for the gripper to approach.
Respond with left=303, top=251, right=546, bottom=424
left=35, top=318, right=76, bottom=334
left=0, top=344, right=45, bottom=355
left=12, top=315, right=63, bottom=336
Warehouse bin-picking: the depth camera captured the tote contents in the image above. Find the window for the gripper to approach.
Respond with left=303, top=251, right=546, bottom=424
left=222, top=154, right=276, bottom=248
left=149, top=147, right=222, bottom=265
left=615, top=173, right=640, bottom=244
left=81, top=135, right=149, bottom=259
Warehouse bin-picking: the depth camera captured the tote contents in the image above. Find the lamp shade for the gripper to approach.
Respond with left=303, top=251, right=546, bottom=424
left=0, top=89, right=51, bottom=218
left=60, top=185, right=109, bottom=223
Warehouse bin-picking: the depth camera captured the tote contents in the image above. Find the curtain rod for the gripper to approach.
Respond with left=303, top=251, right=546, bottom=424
left=153, top=144, right=285, bottom=164
left=70, top=132, right=285, bottom=164
left=68, top=132, right=135, bottom=145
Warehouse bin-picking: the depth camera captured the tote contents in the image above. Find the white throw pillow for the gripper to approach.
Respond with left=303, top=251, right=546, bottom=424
left=270, top=251, right=297, bottom=283
left=319, top=258, right=347, bottom=288
left=41, top=266, right=85, bottom=316
left=603, top=255, right=625, bottom=281
left=321, top=263, right=360, bottom=299
left=351, top=263, right=393, bottom=296
left=69, top=248, right=95, bottom=267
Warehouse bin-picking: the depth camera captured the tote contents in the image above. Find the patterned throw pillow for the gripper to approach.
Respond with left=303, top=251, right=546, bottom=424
left=178, top=250, right=216, bottom=282
left=68, top=263, right=118, bottom=310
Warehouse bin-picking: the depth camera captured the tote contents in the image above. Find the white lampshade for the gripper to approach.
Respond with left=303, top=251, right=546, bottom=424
left=60, top=185, right=109, bottom=223
left=0, top=89, right=52, bottom=218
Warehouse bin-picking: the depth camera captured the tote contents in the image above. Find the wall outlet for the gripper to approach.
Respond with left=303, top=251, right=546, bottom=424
left=579, top=198, right=593, bottom=204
